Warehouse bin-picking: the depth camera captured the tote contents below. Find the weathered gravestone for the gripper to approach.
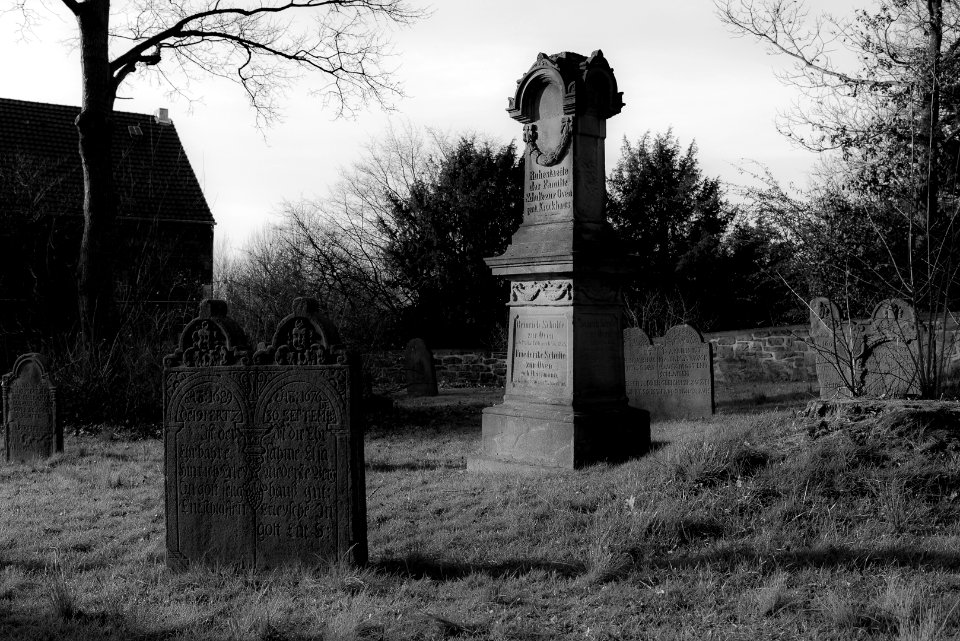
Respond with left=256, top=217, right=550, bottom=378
left=2, top=353, right=60, bottom=462
left=163, top=298, right=366, bottom=570
left=864, top=298, right=920, bottom=397
left=404, top=338, right=438, bottom=397
left=809, top=296, right=920, bottom=399
left=468, top=51, right=648, bottom=473
left=623, top=325, right=714, bottom=420
left=809, top=296, right=857, bottom=399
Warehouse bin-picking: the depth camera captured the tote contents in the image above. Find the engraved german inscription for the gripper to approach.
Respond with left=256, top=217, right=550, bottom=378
left=511, top=315, right=569, bottom=389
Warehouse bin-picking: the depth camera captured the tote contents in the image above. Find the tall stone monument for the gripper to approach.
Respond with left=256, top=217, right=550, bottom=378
left=3, top=353, right=60, bottom=462
left=468, top=51, right=648, bottom=473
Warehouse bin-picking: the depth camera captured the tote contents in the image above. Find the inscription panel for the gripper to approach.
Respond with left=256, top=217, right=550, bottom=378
left=524, top=158, right=573, bottom=223
left=576, top=314, right=622, bottom=394
left=164, top=366, right=358, bottom=571
left=510, top=313, right=570, bottom=395
left=624, top=325, right=714, bottom=420
left=3, top=353, right=59, bottom=462
left=166, top=375, right=250, bottom=567
left=254, top=373, right=347, bottom=567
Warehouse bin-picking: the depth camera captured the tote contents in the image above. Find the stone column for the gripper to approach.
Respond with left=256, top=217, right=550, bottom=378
left=468, top=51, right=649, bottom=473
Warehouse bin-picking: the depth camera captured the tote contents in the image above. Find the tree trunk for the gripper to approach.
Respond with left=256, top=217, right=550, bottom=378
left=75, top=0, right=117, bottom=344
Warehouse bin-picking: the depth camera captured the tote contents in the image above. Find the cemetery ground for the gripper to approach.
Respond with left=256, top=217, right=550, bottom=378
left=4, top=388, right=960, bottom=639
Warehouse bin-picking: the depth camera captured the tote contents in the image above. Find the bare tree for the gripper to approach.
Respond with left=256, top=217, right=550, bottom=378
left=717, top=0, right=960, bottom=397
left=8, top=0, right=425, bottom=343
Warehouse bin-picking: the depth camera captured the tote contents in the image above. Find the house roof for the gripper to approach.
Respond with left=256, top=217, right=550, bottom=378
left=0, top=97, right=213, bottom=225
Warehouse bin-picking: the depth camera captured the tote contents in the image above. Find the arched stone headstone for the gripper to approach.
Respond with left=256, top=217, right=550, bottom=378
left=809, top=296, right=857, bottom=399
left=863, top=298, right=919, bottom=397
left=404, top=338, right=438, bottom=397
left=163, top=298, right=366, bottom=571
left=624, top=324, right=714, bottom=421
left=3, top=353, right=59, bottom=462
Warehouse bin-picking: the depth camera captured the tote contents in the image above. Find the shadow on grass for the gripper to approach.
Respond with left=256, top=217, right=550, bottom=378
left=2, top=610, right=325, bottom=641
left=373, top=554, right=583, bottom=581
left=643, top=542, right=960, bottom=573
left=366, top=460, right=465, bottom=472
left=715, top=391, right=816, bottom=414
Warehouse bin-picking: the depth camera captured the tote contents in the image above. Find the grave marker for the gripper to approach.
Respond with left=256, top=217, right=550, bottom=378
left=623, top=325, right=714, bottom=420
left=3, top=353, right=59, bottom=462
left=469, top=51, right=648, bottom=473
left=163, top=298, right=366, bottom=570
left=404, top=338, right=438, bottom=397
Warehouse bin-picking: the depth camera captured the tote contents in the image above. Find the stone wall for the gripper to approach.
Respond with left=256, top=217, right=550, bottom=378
left=364, top=323, right=960, bottom=391
left=704, top=325, right=817, bottom=383
left=364, top=349, right=507, bottom=389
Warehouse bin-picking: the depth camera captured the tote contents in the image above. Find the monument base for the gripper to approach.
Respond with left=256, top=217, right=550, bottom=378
left=467, top=401, right=649, bottom=472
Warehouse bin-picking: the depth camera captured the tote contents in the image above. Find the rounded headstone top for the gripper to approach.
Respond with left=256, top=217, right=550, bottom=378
left=4, top=352, right=50, bottom=386
left=661, top=324, right=705, bottom=344
left=870, top=298, right=917, bottom=341
left=623, top=327, right=653, bottom=348
left=507, top=50, right=623, bottom=123
left=809, top=297, right=840, bottom=334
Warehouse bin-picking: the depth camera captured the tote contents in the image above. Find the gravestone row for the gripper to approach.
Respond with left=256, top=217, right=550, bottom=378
left=623, top=324, right=714, bottom=421
left=163, top=297, right=366, bottom=570
left=810, top=296, right=921, bottom=399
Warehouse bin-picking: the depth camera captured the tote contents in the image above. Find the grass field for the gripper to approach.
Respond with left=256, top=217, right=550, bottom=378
left=3, top=388, right=960, bottom=640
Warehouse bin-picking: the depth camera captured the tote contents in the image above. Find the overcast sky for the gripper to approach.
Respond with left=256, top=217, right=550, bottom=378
left=1, top=0, right=859, bottom=252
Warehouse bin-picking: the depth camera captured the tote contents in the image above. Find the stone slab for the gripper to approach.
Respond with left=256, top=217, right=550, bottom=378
left=624, top=325, right=714, bottom=420
left=3, top=353, right=60, bottom=462
left=404, top=338, right=438, bottom=397
left=163, top=298, right=366, bottom=571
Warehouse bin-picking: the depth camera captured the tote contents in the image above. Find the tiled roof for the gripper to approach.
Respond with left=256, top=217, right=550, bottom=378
left=0, top=97, right=213, bottom=224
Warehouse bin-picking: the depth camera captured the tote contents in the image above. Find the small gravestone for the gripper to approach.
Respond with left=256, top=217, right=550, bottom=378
left=404, top=338, right=438, bottom=397
left=624, top=324, right=714, bottom=421
left=3, top=353, right=60, bottom=462
left=163, top=298, right=366, bottom=570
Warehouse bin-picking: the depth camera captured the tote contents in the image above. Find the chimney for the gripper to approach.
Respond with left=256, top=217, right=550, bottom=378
left=154, top=108, right=172, bottom=125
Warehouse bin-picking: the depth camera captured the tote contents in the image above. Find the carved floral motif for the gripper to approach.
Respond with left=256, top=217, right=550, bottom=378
left=510, top=280, right=573, bottom=305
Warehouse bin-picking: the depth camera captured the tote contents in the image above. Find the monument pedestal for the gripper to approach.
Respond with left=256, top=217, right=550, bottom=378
left=468, top=401, right=647, bottom=472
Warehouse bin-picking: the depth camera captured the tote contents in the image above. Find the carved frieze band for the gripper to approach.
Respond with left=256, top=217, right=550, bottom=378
left=523, top=115, right=573, bottom=167
left=510, top=280, right=573, bottom=306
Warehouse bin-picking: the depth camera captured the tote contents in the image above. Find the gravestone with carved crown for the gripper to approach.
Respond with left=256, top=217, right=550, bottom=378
left=467, top=51, right=648, bottom=473
left=163, top=298, right=366, bottom=570
left=3, top=353, right=60, bottom=462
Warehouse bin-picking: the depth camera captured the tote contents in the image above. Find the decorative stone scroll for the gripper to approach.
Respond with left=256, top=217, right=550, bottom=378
left=623, top=324, right=714, bottom=421
left=404, top=338, right=438, bottom=397
left=163, top=298, right=365, bottom=571
left=3, top=353, right=60, bottom=462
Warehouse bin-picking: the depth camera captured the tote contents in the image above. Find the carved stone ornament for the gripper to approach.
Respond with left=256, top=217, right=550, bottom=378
left=523, top=115, right=573, bottom=167
left=510, top=280, right=573, bottom=305
left=164, top=299, right=250, bottom=368
left=253, top=297, right=347, bottom=366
